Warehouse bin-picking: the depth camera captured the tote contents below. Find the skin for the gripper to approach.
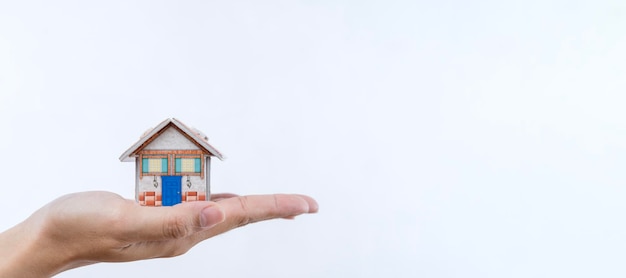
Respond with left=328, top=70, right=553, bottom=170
left=0, top=191, right=318, bottom=277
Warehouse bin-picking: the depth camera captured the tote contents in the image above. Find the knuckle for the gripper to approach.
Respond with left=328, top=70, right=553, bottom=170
left=162, top=217, right=191, bottom=239
left=235, top=196, right=253, bottom=227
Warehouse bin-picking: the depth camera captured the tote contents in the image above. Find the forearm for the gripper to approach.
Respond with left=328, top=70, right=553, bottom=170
left=0, top=218, right=76, bottom=277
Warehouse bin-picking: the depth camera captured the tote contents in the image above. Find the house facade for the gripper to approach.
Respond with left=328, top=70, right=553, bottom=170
left=119, top=118, right=224, bottom=206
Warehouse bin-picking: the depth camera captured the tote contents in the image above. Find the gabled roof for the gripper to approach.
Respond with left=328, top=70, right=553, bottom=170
left=119, top=118, right=225, bottom=162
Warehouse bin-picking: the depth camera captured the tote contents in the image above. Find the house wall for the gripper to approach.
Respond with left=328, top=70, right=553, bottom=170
left=137, top=176, right=207, bottom=194
left=136, top=175, right=209, bottom=206
left=137, top=175, right=208, bottom=193
left=135, top=154, right=210, bottom=205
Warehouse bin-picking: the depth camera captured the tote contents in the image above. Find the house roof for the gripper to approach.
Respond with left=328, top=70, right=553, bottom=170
left=119, top=118, right=225, bottom=162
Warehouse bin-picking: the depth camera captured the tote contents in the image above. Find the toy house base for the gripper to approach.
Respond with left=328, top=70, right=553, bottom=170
left=138, top=191, right=207, bottom=207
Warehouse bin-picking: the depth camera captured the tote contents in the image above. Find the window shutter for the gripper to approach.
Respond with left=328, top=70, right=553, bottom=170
left=142, top=158, right=149, bottom=173
left=194, top=158, right=201, bottom=173
left=162, top=158, right=168, bottom=173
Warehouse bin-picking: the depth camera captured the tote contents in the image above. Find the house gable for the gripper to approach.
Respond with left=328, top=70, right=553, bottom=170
left=144, top=126, right=200, bottom=150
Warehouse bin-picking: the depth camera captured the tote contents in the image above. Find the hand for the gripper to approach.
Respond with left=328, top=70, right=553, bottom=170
left=0, top=191, right=318, bottom=277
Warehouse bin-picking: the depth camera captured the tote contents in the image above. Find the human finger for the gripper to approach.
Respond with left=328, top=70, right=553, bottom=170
left=194, top=194, right=318, bottom=239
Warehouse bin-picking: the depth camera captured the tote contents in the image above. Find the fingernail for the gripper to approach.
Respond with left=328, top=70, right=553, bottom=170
left=200, top=205, right=224, bottom=228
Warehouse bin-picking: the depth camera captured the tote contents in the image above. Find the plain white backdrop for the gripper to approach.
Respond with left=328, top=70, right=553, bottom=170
left=1, top=1, right=626, bottom=277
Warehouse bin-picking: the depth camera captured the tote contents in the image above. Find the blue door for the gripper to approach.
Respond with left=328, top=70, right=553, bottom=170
left=162, top=176, right=182, bottom=206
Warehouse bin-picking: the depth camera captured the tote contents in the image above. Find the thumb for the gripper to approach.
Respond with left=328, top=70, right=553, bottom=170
left=122, top=201, right=225, bottom=241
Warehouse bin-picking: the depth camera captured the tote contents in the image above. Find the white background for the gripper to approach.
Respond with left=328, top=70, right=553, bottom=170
left=1, top=1, right=626, bottom=277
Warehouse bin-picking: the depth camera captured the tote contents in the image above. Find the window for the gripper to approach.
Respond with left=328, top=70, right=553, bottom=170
left=142, top=158, right=168, bottom=174
left=175, top=158, right=201, bottom=173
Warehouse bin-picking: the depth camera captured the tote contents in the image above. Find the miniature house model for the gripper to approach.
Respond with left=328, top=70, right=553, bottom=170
left=120, top=118, right=224, bottom=206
